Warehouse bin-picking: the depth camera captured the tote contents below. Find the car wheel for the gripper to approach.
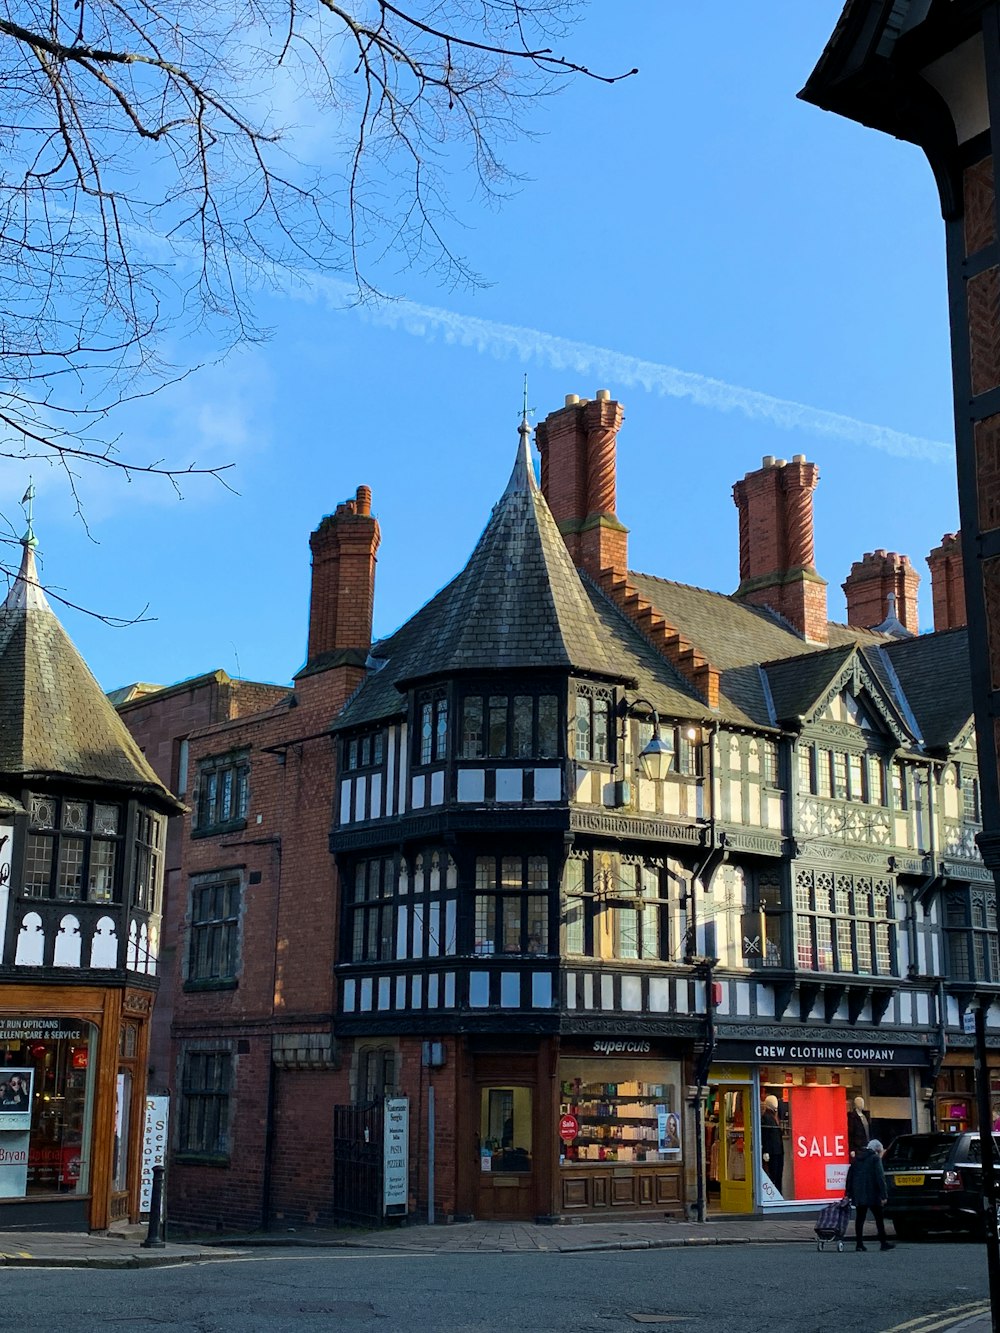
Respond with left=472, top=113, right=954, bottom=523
left=891, top=1218, right=919, bottom=1241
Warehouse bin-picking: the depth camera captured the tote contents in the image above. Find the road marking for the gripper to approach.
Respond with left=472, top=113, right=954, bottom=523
left=194, top=1251, right=434, bottom=1265
left=880, top=1303, right=989, bottom=1333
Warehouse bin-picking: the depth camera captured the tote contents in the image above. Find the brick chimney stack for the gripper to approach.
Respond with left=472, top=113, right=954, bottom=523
left=927, top=532, right=967, bottom=631
left=842, top=550, right=919, bottom=633
left=732, top=454, right=828, bottom=643
left=306, top=485, right=381, bottom=668
left=536, top=389, right=628, bottom=579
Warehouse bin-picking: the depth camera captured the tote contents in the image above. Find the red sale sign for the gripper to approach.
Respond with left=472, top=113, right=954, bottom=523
left=790, top=1085, right=849, bottom=1201
left=559, top=1114, right=579, bottom=1143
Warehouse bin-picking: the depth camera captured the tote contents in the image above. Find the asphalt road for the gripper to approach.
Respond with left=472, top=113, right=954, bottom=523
left=2, top=1242, right=990, bottom=1333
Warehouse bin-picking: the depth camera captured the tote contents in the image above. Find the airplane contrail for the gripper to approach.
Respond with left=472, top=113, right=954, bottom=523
left=297, top=276, right=950, bottom=463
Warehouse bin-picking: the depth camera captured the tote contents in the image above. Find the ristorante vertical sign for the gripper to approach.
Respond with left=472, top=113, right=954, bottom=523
left=383, top=1097, right=409, bottom=1217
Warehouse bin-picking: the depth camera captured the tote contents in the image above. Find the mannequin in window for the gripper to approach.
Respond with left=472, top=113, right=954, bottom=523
left=848, top=1096, right=871, bottom=1159
left=760, top=1094, right=784, bottom=1192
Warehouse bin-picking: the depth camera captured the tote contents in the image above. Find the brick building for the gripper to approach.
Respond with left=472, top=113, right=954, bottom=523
left=111, top=674, right=289, bottom=1095
left=119, top=390, right=1000, bottom=1231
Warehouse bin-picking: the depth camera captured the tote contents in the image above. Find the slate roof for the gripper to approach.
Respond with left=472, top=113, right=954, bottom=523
left=0, top=542, right=180, bottom=810
left=625, top=574, right=890, bottom=727
left=337, top=431, right=756, bottom=732
left=333, top=431, right=973, bottom=750
left=883, top=628, right=974, bottom=751
left=761, top=645, right=856, bottom=725
left=394, top=425, right=626, bottom=685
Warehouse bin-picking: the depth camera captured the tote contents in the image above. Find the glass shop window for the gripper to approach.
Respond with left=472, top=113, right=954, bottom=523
left=0, top=1019, right=96, bottom=1197
left=558, top=1058, right=683, bottom=1165
left=480, top=1086, right=532, bottom=1174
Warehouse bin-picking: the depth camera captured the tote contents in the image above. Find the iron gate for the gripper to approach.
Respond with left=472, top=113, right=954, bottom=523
left=333, top=1101, right=384, bottom=1227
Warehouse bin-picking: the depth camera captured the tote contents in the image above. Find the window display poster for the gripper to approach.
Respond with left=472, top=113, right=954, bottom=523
left=0, top=1066, right=32, bottom=1197
left=790, top=1085, right=848, bottom=1200
left=657, top=1108, right=682, bottom=1155
left=0, top=1067, right=33, bottom=1131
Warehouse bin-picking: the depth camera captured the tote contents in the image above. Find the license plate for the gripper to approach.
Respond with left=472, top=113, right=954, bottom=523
left=892, top=1174, right=925, bottom=1186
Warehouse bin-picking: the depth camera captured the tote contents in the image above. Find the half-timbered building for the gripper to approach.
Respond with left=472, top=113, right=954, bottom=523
left=132, top=388, right=996, bottom=1230
left=0, top=529, right=180, bottom=1230
left=329, top=395, right=994, bottom=1221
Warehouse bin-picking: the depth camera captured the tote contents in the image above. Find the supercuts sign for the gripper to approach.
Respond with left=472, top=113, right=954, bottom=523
left=718, top=1040, right=929, bottom=1067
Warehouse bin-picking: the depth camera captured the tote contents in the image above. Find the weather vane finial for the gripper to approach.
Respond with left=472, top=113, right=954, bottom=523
left=520, top=374, right=534, bottom=429
left=20, top=478, right=36, bottom=549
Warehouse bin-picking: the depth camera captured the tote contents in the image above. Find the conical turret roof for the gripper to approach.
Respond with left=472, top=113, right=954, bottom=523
left=396, top=420, right=626, bottom=685
left=0, top=539, right=180, bottom=810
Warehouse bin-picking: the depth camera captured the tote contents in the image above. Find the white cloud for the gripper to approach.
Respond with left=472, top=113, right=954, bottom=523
left=296, top=275, right=951, bottom=463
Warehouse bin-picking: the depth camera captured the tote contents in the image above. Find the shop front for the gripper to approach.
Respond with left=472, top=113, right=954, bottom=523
left=0, top=986, right=153, bottom=1231
left=933, top=1052, right=1000, bottom=1135
left=708, top=1038, right=932, bottom=1214
left=555, top=1038, right=686, bottom=1218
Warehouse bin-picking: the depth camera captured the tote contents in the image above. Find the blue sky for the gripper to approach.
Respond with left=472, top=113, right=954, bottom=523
left=10, top=3, right=957, bottom=692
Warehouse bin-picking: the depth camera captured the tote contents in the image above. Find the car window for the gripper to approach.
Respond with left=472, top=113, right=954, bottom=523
left=883, top=1135, right=956, bottom=1168
left=964, top=1137, right=1000, bottom=1163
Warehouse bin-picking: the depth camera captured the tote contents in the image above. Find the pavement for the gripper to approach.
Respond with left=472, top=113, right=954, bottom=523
left=0, top=1214, right=993, bottom=1330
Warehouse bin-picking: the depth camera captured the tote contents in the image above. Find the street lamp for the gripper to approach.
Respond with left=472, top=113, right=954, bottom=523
left=627, top=699, right=673, bottom=782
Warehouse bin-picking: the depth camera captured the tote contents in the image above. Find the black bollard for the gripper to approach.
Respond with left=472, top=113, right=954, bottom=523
left=142, top=1164, right=166, bottom=1249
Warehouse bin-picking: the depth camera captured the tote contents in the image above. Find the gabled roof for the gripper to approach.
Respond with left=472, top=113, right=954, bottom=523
left=0, top=540, right=180, bottom=811
left=625, top=573, right=889, bottom=726
left=762, top=644, right=857, bottom=726
left=883, top=628, right=974, bottom=751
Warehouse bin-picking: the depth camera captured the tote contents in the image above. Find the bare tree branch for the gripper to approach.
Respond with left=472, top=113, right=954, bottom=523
left=0, top=0, right=635, bottom=520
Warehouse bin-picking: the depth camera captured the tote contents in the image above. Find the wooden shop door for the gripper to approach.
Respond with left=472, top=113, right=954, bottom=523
left=475, top=1084, right=535, bottom=1220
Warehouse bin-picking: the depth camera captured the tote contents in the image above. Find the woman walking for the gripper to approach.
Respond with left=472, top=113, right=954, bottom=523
left=846, top=1138, right=895, bottom=1251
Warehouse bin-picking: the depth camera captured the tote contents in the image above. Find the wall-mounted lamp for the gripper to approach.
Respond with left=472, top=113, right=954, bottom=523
left=621, top=696, right=673, bottom=782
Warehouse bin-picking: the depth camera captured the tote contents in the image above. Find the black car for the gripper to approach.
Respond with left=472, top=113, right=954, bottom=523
left=884, top=1132, right=1000, bottom=1237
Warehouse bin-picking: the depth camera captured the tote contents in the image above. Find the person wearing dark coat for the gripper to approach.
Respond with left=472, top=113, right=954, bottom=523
left=845, top=1139, right=895, bottom=1251
left=760, top=1094, right=784, bottom=1193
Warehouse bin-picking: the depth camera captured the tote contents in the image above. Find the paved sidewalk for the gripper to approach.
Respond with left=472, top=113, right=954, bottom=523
left=0, top=1224, right=245, bottom=1268
left=219, top=1214, right=821, bottom=1254
left=0, top=1213, right=823, bottom=1267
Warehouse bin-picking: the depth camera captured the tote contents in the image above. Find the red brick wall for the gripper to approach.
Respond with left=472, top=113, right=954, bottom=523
left=268, top=1067, right=351, bottom=1227
left=117, top=672, right=288, bottom=1089
left=537, top=391, right=628, bottom=577
left=842, top=549, right=920, bottom=633
left=166, top=660, right=363, bottom=1230
left=733, top=455, right=828, bottom=641
left=927, top=532, right=967, bottom=631
left=307, top=487, right=380, bottom=666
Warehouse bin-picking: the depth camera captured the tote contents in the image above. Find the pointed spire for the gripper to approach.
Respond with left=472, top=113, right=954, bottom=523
left=873, top=590, right=913, bottom=639
left=21, top=478, right=36, bottom=549
left=502, top=406, right=539, bottom=498
left=4, top=529, right=49, bottom=614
